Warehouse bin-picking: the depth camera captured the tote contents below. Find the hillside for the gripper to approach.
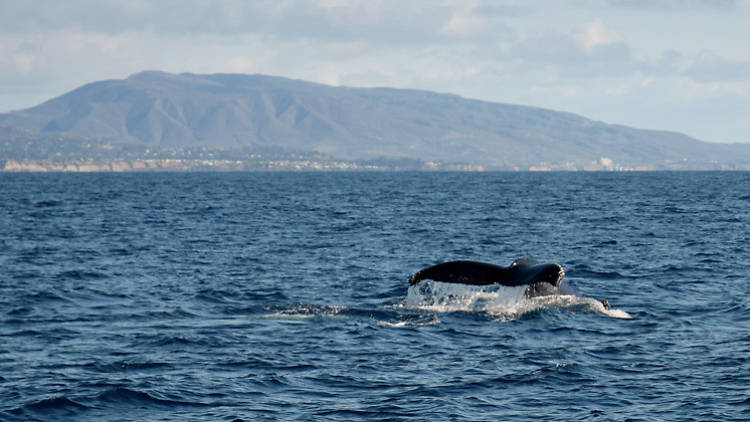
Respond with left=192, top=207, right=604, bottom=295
left=2, top=71, right=749, bottom=170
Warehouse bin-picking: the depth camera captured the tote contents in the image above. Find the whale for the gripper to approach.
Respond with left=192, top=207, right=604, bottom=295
left=409, top=258, right=565, bottom=296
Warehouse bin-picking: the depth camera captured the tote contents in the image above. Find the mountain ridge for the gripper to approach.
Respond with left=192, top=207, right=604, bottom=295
left=2, top=71, right=749, bottom=170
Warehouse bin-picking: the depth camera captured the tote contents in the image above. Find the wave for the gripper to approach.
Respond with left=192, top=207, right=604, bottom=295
left=96, top=387, right=208, bottom=407
left=30, top=199, right=64, bottom=208
left=22, top=396, right=89, bottom=412
left=7, top=388, right=211, bottom=419
left=56, top=269, right=108, bottom=281
left=8, top=396, right=89, bottom=421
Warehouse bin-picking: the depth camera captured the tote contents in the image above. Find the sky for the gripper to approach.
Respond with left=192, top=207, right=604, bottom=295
left=1, top=0, right=749, bottom=143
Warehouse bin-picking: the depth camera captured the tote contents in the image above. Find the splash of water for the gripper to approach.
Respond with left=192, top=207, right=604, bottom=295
left=405, top=281, right=631, bottom=320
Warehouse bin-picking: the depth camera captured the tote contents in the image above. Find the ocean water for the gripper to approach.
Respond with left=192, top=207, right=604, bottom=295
left=1, top=171, right=748, bottom=421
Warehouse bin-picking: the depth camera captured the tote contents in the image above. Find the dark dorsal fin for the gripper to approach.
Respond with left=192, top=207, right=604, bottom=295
left=510, top=258, right=539, bottom=268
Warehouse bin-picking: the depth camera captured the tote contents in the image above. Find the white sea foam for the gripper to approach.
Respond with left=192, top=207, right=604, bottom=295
left=266, top=304, right=345, bottom=319
left=375, top=315, right=441, bottom=327
left=404, top=281, right=632, bottom=320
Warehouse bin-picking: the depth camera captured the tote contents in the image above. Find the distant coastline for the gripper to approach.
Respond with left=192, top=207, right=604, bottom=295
left=5, top=156, right=747, bottom=172
left=3, top=71, right=750, bottom=171
left=1, top=158, right=442, bottom=172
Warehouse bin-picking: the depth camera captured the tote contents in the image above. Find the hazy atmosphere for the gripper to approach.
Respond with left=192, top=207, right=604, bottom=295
left=2, top=0, right=749, bottom=143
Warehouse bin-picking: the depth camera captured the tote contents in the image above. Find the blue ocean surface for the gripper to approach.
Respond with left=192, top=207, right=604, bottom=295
left=1, top=171, right=749, bottom=421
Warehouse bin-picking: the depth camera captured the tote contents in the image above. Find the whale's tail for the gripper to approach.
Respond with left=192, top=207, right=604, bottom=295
left=409, top=260, right=508, bottom=286
left=409, top=259, right=564, bottom=290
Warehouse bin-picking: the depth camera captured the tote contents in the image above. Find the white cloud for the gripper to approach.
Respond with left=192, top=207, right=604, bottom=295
left=14, top=54, right=35, bottom=74
left=440, top=14, right=486, bottom=39
left=575, top=21, right=621, bottom=52
left=508, top=24, right=634, bottom=80
left=222, top=56, right=255, bottom=74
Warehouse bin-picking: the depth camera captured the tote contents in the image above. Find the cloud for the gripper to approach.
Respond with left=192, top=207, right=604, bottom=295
left=0, top=1, right=458, bottom=46
left=606, top=0, right=740, bottom=11
left=14, top=54, right=35, bottom=74
left=440, top=13, right=486, bottom=39
left=688, top=50, right=750, bottom=82
left=640, top=48, right=750, bottom=82
left=508, top=21, right=634, bottom=78
left=574, top=21, right=621, bottom=52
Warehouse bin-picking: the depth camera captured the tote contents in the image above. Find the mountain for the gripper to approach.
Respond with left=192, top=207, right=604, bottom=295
left=2, top=70, right=749, bottom=170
